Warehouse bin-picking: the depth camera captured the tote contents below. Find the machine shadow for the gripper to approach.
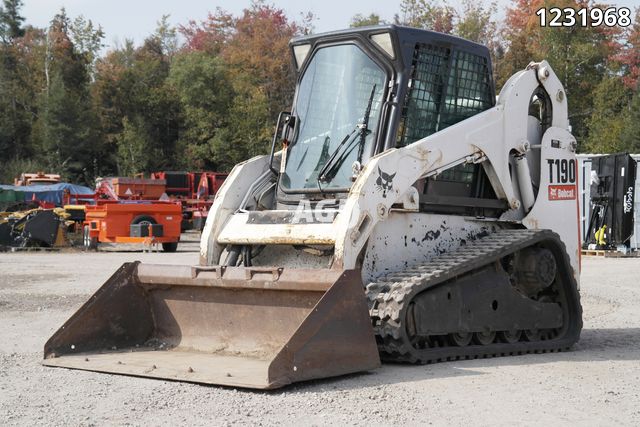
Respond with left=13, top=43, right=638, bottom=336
left=282, top=327, right=640, bottom=393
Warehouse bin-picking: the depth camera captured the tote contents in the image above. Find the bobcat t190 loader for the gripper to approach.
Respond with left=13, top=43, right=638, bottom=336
left=44, top=26, right=583, bottom=389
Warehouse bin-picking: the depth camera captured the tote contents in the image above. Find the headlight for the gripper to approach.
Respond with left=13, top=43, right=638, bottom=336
left=293, top=44, right=311, bottom=69
left=370, top=32, right=395, bottom=59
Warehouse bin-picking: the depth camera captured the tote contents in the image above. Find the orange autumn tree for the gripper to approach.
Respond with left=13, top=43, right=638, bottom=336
left=497, top=0, right=546, bottom=86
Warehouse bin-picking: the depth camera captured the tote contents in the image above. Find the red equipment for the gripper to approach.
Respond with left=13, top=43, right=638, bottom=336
left=95, top=177, right=167, bottom=201
left=149, top=171, right=227, bottom=199
left=83, top=202, right=182, bottom=252
left=149, top=171, right=228, bottom=231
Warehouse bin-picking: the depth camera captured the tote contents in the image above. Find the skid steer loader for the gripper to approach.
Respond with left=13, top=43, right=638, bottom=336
left=44, top=25, right=583, bottom=389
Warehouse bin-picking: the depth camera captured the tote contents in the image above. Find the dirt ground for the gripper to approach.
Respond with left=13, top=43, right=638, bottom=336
left=1, top=235, right=640, bottom=426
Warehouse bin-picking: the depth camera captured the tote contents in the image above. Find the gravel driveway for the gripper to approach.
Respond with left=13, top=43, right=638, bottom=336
left=1, top=238, right=639, bottom=426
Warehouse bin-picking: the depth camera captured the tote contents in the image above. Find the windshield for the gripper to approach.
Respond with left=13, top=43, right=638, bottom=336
left=280, top=44, right=386, bottom=191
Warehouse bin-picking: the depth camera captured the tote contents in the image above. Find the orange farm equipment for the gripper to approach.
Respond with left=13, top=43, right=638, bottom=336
left=83, top=201, right=182, bottom=252
left=95, top=177, right=167, bottom=201
left=149, top=171, right=228, bottom=230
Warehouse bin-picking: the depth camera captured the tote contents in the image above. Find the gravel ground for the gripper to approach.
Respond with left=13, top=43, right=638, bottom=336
left=1, top=236, right=640, bottom=426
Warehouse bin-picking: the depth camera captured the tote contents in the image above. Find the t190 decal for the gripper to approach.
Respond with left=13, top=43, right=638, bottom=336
left=547, top=159, right=576, bottom=184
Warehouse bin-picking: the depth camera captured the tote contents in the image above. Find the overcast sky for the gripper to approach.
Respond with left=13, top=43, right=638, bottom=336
left=21, top=0, right=639, bottom=52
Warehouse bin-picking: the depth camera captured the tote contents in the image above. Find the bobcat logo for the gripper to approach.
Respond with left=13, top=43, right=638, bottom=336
left=375, top=166, right=396, bottom=198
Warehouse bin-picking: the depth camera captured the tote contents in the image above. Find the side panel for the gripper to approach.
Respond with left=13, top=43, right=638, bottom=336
left=362, top=213, right=496, bottom=283
left=523, top=127, right=580, bottom=284
left=200, top=155, right=271, bottom=265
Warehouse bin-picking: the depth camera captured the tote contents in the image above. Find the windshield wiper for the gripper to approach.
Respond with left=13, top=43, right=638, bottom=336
left=317, top=84, right=377, bottom=185
left=317, top=126, right=360, bottom=184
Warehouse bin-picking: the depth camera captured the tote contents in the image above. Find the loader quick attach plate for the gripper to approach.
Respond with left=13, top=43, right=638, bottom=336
left=42, top=264, right=380, bottom=389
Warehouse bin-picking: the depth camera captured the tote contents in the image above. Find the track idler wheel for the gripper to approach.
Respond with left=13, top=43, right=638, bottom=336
left=524, top=329, right=541, bottom=341
left=498, top=330, right=522, bottom=344
left=473, top=331, right=496, bottom=345
left=448, top=332, right=472, bottom=346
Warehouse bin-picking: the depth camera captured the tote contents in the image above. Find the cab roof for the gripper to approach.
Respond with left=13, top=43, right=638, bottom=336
left=290, top=25, right=491, bottom=70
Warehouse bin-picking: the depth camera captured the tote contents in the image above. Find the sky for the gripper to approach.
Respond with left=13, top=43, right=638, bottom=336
left=22, top=0, right=402, bottom=50
left=21, top=0, right=640, bottom=52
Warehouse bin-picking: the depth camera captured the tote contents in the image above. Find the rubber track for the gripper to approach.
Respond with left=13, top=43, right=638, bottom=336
left=366, top=229, right=583, bottom=364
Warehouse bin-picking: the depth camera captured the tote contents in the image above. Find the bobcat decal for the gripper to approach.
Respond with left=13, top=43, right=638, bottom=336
left=375, top=166, right=396, bottom=198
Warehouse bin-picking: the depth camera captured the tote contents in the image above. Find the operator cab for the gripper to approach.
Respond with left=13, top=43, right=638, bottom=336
left=274, top=25, right=496, bottom=209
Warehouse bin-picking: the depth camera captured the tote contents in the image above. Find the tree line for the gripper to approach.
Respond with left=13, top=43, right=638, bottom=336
left=0, top=0, right=638, bottom=185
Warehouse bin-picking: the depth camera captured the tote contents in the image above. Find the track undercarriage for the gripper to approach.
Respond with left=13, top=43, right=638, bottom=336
left=367, top=229, right=583, bottom=363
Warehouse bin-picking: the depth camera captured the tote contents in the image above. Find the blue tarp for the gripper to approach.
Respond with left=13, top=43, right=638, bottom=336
left=0, top=183, right=95, bottom=206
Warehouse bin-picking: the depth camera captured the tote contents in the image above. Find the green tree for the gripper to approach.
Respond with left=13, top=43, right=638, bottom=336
left=620, top=85, right=640, bottom=152
left=0, top=0, right=29, bottom=165
left=498, top=0, right=625, bottom=150
left=93, top=18, right=181, bottom=176
left=116, top=116, right=150, bottom=176
left=92, top=39, right=136, bottom=154
left=180, top=1, right=305, bottom=169
left=0, top=157, right=47, bottom=183
left=214, top=83, right=272, bottom=169
left=69, top=15, right=104, bottom=77
left=31, top=9, right=101, bottom=183
left=0, top=0, right=24, bottom=42
left=584, top=76, right=631, bottom=153
left=35, top=71, right=90, bottom=174
left=539, top=11, right=616, bottom=147
left=151, top=15, right=178, bottom=59
left=455, top=0, right=497, bottom=46
left=396, top=0, right=454, bottom=34
left=135, top=40, right=181, bottom=171
left=168, top=51, right=233, bottom=169
left=350, top=13, right=383, bottom=27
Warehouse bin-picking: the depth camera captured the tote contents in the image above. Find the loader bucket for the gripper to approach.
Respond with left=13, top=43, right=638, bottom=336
left=43, top=262, right=380, bottom=389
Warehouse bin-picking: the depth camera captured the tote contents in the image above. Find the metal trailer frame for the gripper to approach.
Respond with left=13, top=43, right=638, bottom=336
left=577, top=154, right=640, bottom=251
